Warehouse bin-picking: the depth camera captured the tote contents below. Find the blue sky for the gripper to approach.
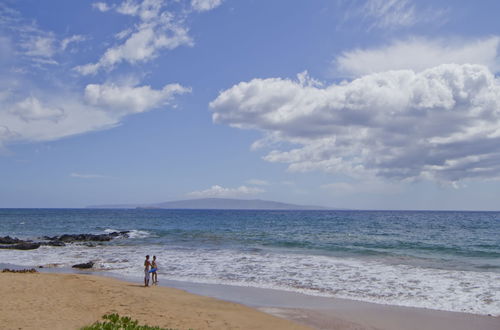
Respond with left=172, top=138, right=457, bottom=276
left=1, top=0, right=500, bottom=210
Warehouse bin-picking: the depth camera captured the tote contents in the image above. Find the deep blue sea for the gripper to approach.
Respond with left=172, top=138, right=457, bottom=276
left=1, top=209, right=499, bottom=315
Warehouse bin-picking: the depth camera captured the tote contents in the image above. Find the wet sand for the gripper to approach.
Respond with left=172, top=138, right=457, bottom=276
left=156, top=278, right=500, bottom=330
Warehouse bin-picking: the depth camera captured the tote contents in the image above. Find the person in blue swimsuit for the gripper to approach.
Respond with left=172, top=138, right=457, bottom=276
left=150, top=255, right=158, bottom=284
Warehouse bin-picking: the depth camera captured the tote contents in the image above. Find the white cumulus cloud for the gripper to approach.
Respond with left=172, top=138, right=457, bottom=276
left=10, top=96, right=65, bottom=122
left=187, top=185, right=265, bottom=198
left=335, top=37, right=500, bottom=77
left=92, top=2, right=111, bottom=12
left=191, top=0, right=223, bottom=12
left=210, top=64, right=500, bottom=184
left=84, top=82, right=190, bottom=114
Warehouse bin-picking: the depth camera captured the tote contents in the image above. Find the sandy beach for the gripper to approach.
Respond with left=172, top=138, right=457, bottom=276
left=0, top=272, right=308, bottom=330
left=1, top=271, right=499, bottom=330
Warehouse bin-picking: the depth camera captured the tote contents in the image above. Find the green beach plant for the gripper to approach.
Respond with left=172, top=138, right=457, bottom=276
left=81, top=313, right=175, bottom=330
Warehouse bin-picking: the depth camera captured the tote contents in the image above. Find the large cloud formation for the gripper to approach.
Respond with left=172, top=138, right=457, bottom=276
left=0, top=83, right=189, bottom=144
left=0, top=1, right=214, bottom=147
left=210, top=64, right=500, bottom=183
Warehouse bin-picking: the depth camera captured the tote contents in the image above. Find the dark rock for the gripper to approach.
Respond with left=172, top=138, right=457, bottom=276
left=72, top=261, right=94, bottom=269
left=0, top=231, right=132, bottom=251
left=2, top=268, right=38, bottom=273
left=59, top=234, right=112, bottom=242
left=48, top=231, right=129, bottom=243
left=41, top=240, right=66, bottom=247
left=0, top=236, right=23, bottom=244
left=0, top=242, right=40, bottom=250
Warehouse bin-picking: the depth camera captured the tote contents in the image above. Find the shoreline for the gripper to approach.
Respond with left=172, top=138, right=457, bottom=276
left=143, top=276, right=500, bottom=330
left=3, top=264, right=499, bottom=330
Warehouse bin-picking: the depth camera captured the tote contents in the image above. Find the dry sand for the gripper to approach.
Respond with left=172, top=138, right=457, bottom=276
left=0, top=272, right=308, bottom=330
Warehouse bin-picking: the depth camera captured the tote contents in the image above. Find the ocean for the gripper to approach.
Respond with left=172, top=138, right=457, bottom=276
left=0, top=209, right=499, bottom=316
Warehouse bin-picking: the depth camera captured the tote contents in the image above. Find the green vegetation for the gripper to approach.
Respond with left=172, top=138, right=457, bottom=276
left=81, top=313, right=174, bottom=330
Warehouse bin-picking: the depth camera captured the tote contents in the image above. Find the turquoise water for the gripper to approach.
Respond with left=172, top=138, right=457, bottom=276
left=1, top=209, right=499, bottom=315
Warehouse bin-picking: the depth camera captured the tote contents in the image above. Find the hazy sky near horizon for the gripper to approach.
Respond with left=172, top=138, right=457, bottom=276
left=1, top=0, right=500, bottom=210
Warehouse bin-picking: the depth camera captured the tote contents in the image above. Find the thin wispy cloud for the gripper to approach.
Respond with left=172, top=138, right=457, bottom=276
left=61, top=35, right=87, bottom=51
left=334, top=36, right=500, bottom=77
left=76, top=0, right=195, bottom=75
left=0, top=4, right=87, bottom=65
left=363, top=0, right=418, bottom=29
left=246, top=179, right=269, bottom=186
left=321, top=180, right=401, bottom=195
left=70, top=172, right=109, bottom=179
left=340, top=0, right=448, bottom=31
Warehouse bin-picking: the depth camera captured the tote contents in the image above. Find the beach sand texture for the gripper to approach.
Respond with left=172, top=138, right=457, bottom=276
left=1, top=272, right=499, bottom=330
left=0, top=272, right=308, bottom=330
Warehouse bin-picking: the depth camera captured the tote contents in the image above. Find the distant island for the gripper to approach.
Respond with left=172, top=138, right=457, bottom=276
left=87, top=198, right=330, bottom=210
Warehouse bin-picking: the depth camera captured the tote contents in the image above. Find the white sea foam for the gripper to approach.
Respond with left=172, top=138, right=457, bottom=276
left=126, top=230, right=151, bottom=239
left=103, top=228, right=151, bottom=239
left=1, top=245, right=498, bottom=316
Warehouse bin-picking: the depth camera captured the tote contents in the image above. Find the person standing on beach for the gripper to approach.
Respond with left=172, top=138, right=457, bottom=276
left=144, top=255, right=151, bottom=287
left=151, top=255, right=158, bottom=285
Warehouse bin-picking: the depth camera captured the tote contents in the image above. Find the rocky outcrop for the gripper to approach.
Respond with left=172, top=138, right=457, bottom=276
left=2, top=268, right=38, bottom=273
left=43, top=231, right=130, bottom=243
left=0, top=242, right=40, bottom=250
left=0, top=231, right=129, bottom=250
left=42, top=240, right=66, bottom=247
left=0, top=236, right=23, bottom=244
left=72, top=261, right=94, bottom=269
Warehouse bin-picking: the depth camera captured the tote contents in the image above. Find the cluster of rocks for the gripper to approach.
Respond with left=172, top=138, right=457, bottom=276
left=0, top=231, right=130, bottom=251
left=2, top=268, right=38, bottom=273
left=42, top=231, right=130, bottom=243
left=0, top=236, right=40, bottom=250
left=72, top=261, right=94, bottom=269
